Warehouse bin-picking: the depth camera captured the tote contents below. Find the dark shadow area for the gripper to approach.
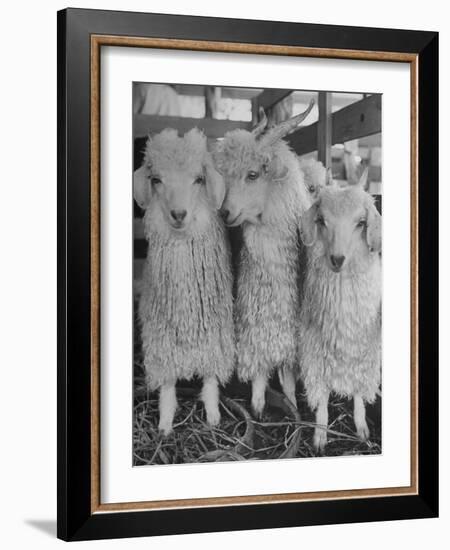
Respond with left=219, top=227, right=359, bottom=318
left=25, top=519, right=56, bottom=538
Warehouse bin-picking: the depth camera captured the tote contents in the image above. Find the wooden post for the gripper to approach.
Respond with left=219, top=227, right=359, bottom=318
left=205, top=86, right=220, bottom=119
left=251, top=97, right=259, bottom=125
left=317, top=91, right=332, bottom=170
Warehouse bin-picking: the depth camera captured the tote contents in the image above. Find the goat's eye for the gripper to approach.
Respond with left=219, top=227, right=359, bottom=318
left=194, top=175, right=205, bottom=185
left=357, top=219, right=367, bottom=228
left=316, top=215, right=326, bottom=226
left=308, top=185, right=315, bottom=193
left=247, top=171, right=259, bottom=181
left=150, top=176, right=162, bottom=185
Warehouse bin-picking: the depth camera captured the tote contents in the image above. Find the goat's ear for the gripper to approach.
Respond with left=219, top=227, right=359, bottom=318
left=354, top=166, right=369, bottom=190
left=265, top=153, right=289, bottom=181
left=300, top=203, right=318, bottom=246
left=204, top=157, right=226, bottom=209
left=326, top=168, right=334, bottom=186
left=133, top=165, right=151, bottom=209
left=366, top=202, right=382, bottom=252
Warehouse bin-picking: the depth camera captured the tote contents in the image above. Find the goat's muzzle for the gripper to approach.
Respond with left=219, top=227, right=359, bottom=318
left=221, top=208, right=241, bottom=227
left=330, top=254, right=346, bottom=272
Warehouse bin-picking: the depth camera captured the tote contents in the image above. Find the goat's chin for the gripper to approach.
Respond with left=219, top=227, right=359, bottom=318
left=225, top=217, right=241, bottom=227
left=231, top=212, right=262, bottom=226
left=170, top=222, right=187, bottom=232
left=167, top=217, right=190, bottom=233
left=225, top=212, right=242, bottom=227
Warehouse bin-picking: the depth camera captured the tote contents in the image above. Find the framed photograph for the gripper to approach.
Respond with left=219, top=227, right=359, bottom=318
left=57, top=8, right=438, bottom=541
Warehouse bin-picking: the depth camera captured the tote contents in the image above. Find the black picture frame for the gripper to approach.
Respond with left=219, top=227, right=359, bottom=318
left=57, top=7, right=438, bottom=541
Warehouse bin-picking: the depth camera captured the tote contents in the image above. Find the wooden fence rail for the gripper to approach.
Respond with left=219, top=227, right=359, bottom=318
left=134, top=115, right=251, bottom=139
left=257, top=89, right=293, bottom=111
left=287, top=94, right=381, bottom=156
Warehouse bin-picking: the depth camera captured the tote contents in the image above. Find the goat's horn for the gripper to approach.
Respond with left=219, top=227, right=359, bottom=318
left=261, top=99, right=315, bottom=145
left=252, top=107, right=268, bottom=137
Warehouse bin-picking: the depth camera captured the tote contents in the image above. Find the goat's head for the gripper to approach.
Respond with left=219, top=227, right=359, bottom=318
left=300, top=174, right=381, bottom=273
left=302, top=161, right=333, bottom=199
left=213, top=101, right=314, bottom=227
left=134, top=128, right=225, bottom=233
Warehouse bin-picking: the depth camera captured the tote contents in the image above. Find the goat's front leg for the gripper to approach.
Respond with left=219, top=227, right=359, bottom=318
left=158, top=382, right=177, bottom=436
left=202, top=375, right=221, bottom=427
left=313, top=391, right=330, bottom=453
left=251, top=372, right=267, bottom=418
left=353, top=394, right=370, bottom=441
left=278, top=365, right=297, bottom=407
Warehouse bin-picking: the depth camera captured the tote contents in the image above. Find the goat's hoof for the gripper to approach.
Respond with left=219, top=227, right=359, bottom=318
left=158, top=421, right=173, bottom=437
left=313, top=430, right=327, bottom=454
left=251, top=398, right=265, bottom=420
left=206, top=409, right=221, bottom=428
left=356, top=424, right=370, bottom=442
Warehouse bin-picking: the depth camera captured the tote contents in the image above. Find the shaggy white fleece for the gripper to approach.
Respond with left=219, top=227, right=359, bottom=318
left=138, top=130, right=235, bottom=390
left=299, top=186, right=382, bottom=409
left=215, top=135, right=312, bottom=382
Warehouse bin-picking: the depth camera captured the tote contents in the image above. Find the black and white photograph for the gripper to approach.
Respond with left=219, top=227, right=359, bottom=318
left=52, top=6, right=438, bottom=543
left=132, top=83, right=382, bottom=465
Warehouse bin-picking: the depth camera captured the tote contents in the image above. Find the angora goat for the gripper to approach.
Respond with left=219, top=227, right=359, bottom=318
left=299, top=176, right=382, bottom=451
left=213, top=101, right=314, bottom=416
left=134, top=128, right=235, bottom=435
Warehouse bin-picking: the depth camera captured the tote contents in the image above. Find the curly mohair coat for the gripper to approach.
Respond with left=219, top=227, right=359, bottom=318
left=299, top=183, right=382, bottom=449
left=213, top=105, right=314, bottom=412
left=139, top=221, right=235, bottom=390
left=232, top=144, right=310, bottom=382
left=299, top=245, right=381, bottom=405
left=136, top=129, right=235, bottom=392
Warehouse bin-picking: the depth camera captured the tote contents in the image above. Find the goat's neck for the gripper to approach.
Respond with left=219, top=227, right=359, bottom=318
left=303, top=248, right=381, bottom=331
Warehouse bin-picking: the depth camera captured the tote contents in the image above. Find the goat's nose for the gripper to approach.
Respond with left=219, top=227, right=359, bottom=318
left=170, top=209, right=187, bottom=222
left=330, top=255, right=346, bottom=270
left=221, top=208, right=230, bottom=221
